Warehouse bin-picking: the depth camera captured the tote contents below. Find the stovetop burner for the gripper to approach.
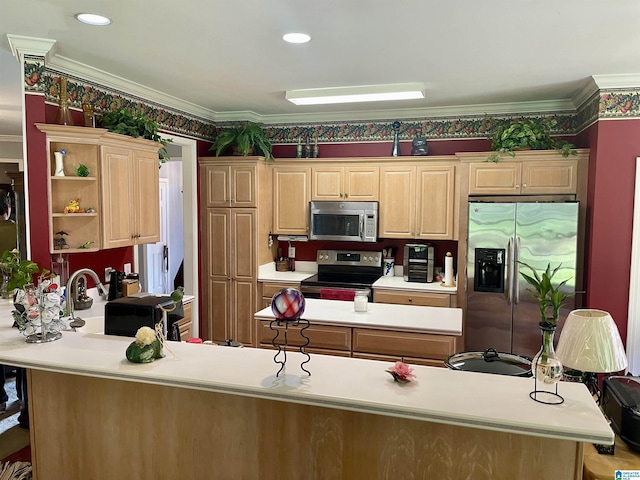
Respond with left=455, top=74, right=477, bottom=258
left=300, top=249, right=383, bottom=291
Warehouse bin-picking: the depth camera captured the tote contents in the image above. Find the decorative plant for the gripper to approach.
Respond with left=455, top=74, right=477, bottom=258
left=99, top=108, right=172, bottom=165
left=209, top=122, right=274, bottom=161
left=487, top=118, right=576, bottom=162
left=76, top=163, right=90, bottom=177
left=518, top=261, right=573, bottom=328
left=0, top=249, right=41, bottom=291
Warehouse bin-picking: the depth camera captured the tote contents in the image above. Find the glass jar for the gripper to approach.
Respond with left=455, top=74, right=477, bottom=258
left=354, top=291, right=368, bottom=312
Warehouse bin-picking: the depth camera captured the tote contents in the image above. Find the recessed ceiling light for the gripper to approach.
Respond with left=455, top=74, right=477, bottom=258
left=286, top=83, right=426, bottom=105
left=75, top=13, right=112, bottom=26
left=283, top=33, right=311, bottom=44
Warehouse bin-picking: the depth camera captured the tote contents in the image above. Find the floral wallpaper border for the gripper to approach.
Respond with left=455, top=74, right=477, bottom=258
left=22, top=56, right=640, bottom=145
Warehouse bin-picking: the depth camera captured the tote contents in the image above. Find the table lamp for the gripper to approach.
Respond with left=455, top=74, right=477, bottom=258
left=556, top=309, right=628, bottom=403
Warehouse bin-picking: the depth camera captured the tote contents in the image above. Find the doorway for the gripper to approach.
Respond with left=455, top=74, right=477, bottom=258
left=134, top=135, right=199, bottom=337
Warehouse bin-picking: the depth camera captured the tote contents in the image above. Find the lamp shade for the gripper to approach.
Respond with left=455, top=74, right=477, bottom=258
left=556, top=309, right=628, bottom=373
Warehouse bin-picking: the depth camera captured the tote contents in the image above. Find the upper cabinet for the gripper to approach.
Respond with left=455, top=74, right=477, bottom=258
left=36, top=124, right=161, bottom=252
left=203, top=164, right=257, bottom=208
left=379, top=162, right=456, bottom=240
left=461, top=151, right=587, bottom=196
left=101, top=143, right=161, bottom=249
left=311, top=165, right=379, bottom=201
left=272, top=166, right=311, bottom=235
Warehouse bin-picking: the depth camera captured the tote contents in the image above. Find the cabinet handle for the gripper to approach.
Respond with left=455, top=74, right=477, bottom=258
left=522, top=183, right=527, bottom=188
left=515, top=184, right=520, bottom=188
left=408, top=298, right=413, bottom=302
left=345, top=192, right=348, bottom=198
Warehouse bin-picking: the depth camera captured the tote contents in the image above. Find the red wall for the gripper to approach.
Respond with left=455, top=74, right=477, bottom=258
left=26, top=97, right=134, bottom=287
left=576, top=119, right=640, bottom=344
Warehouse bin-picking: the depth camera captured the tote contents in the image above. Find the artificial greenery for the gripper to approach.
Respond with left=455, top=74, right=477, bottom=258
left=209, top=122, right=274, bottom=161
left=518, top=261, right=573, bottom=328
left=0, top=249, right=41, bottom=291
left=100, top=108, right=172, bottom=164
left=487, top=118, right=576, bottom=162
left=76, top=163, right=90, bottom=177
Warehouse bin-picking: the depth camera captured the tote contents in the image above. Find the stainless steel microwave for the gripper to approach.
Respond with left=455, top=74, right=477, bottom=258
left=309, top=201, right=378, bottom=242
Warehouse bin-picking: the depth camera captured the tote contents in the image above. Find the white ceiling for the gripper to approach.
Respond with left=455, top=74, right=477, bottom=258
left=2, top=0, right=640, bottom=142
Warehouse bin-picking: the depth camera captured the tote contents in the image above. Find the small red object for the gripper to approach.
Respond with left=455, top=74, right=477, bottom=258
left=186, top=338, right=203, bottom=344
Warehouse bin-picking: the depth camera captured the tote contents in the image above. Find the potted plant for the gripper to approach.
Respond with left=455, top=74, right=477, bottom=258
left=487, top=118, right=576, bottom=162
left=0, top=249, right=40, bottom=298
left=518, top=261, right=574, bottom=386
left=99, top=108, right=172, bottom=164
left=209, top=122, right=274, bottom=161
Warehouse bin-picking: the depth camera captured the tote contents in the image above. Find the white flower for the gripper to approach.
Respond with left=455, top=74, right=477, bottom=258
left=135, top=326, right=156, bottom=346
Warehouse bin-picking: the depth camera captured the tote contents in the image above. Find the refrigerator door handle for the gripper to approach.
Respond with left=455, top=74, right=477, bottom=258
left=506, top=237, right=513, bottom=305
left=514, top=236, right=521, bottom=304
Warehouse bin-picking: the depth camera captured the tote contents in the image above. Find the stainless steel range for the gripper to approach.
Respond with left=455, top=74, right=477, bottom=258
left=300, top=249, right=382, bottom=300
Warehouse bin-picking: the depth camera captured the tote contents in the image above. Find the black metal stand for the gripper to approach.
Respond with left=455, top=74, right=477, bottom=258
left=270, top=318, right=311, bottom=377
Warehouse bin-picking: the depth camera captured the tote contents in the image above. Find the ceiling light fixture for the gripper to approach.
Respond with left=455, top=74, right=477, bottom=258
left=75, top=13, right=112, bottom=26
left=286, top=83, right=425, bottom=105
left=283, top=33, right=311, bottom=44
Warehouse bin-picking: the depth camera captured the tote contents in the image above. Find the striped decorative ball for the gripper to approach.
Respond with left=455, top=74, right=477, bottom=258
left=271, top=288, right=306, bottom=320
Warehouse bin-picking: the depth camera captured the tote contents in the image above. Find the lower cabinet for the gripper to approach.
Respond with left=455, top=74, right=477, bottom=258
left=373, top=288, right=455, bottom=307
left=177, top=300, right=193, bottom=341
left=352, top=328, right=459, bottom=367
left=257, top=321, right=352, bottom=356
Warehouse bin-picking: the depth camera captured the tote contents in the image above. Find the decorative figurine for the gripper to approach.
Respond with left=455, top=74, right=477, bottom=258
left=54, top=231, right=70, bottom=250
left=304, top=135, right=311, bottom=158
left=411, top=127, right=429, bottom=156
left=391, top=121, right=401, bottom=157
left=63, top=198, right=84, bottom=213
left=76, top=163, right=90, bottom=177
left=296, top=137, right=302, bottom=158
left=312, top=136, right=319, bottom=158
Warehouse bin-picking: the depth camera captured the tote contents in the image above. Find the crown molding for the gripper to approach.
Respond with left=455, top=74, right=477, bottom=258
left=592, top=74, right=640, bottom=90
left=571, top=77, right=600, bottom=110
left=6, top=34, right=56, bottom=60
left=47, top=54, right=218, bottom=121
left=250, top=99, right=576, bottom=125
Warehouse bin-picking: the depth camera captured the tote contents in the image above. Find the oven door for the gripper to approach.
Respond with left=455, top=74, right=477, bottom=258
left=299, top=284, right=372, bottom=302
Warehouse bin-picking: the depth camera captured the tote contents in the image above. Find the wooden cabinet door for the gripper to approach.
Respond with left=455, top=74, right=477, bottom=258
left=101, top=146, right=135, bottom=249
left=468, top=162, right=522, bottom=195
left=521, top=160, right=578, bottom=194
left=344, top=166, right=379, bottom=200
left=379, top=166, right=416, bottom=238
left=272, top=167, right=311, bottom=235
left=231, top=166, right=256, bottom=207
left=312, top=166, right=343, bottom=200
left=203, top=165, right=230, bottom=207
left=231, top=209, right=257, bottom=346
left=415, top=165, right=455, bottom=240
left=133, top=150, right=160, bottom=244
left=202, top=208, right=231, bottom=342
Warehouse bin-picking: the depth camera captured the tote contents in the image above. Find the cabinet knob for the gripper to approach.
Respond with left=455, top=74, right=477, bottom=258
left=408, top=298, right=413, bottom=302
left=345, top=193, right=348, bottom=198
left=522, top=183, right=527, bottom=188
left=515, top=184, right=520, bottom=188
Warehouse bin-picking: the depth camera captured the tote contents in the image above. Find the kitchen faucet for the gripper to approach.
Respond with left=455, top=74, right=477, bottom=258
left=66, top=268, right=108, bottom=328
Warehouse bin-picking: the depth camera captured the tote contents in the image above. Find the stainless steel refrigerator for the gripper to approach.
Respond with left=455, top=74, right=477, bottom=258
left=466, top=200, right=579, bottom=358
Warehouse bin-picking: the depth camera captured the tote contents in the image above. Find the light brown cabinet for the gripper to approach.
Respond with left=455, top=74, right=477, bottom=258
left=468, top=159, right=578, bottom=195
left=311, top=165, right=379, bottom=201
left=272, top=166, right=311, bottom=235
left=36, top=124, right=160, bottom=252
left=101, top=145, right=160, bottom=248
left=199, top=157, right=273, bottom=346
left=352, top=328, right=459, bottom=367
left=379, top=163, right=456, bottom=240
left=373, top=288, right=455, bottom=307
left=177, top=300, right=193, bottom=341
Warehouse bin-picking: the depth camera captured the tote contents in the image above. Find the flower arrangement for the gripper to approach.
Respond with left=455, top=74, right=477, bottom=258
left=386, top=361, right=416, bottom=384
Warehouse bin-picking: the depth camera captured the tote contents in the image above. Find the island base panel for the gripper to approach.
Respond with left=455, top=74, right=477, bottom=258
left=28, top=369, right=583, bottom=480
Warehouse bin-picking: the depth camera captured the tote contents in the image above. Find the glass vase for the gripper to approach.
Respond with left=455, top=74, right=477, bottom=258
left=531, top=325, right=563, bottom=385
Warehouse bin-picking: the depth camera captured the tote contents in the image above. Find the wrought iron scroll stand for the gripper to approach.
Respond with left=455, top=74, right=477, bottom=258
left=529, top=357, right=564, bottom=405
left=270, top=317, right=311, bottom=377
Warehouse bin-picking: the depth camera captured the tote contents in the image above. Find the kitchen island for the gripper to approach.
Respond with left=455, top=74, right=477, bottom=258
left=0, top=299, right=612, bottom=480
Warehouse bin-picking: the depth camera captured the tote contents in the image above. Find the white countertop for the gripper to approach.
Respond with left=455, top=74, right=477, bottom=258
left=255, top=298, right=462, bottom=335
left=258, top=262, right=458, bottom=294
left=372, top=275, right=458, bottom=293
left=0, top=298, right=613, bottom=446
